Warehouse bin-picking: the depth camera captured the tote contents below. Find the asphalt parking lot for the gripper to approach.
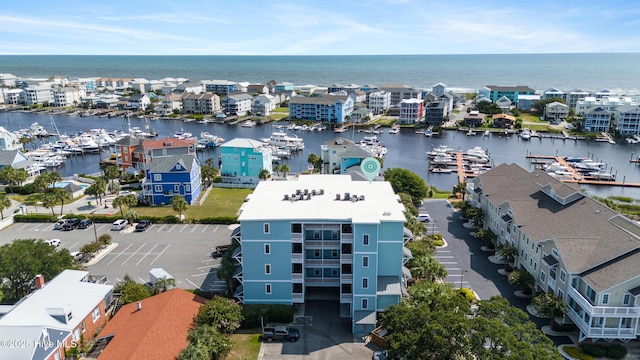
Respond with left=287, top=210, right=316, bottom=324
left=0, top=222, right=234, bottom=292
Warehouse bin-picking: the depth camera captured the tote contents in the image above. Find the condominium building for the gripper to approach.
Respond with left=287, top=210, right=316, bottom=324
left=181, top=92, right=221, bottom=114
left=368, top=91, right=391, bottom=115
left=583, top=106, right=612, bottom=133
left=398, top=98, right=424, bottom=125
left=613, top=105, right=640, bottom=136
left=200, top=80, right=238, bottom=94
left=467, top=164, right=640, bottom=342
left=485, top=85, right=535, bottom=103
left=288, top=95, right=355, bottom=124
left=221, top=94, right=252, bottom=116
left=379, top=84, right=422, bottom=106
left=231, top=175, right=411, bottom=333
left=21, top=85, right=53, bottom=106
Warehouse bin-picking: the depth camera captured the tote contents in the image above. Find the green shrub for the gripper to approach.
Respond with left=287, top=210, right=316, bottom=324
left=241, top=304, right=295, bottom=329
left=13, top=214, right=58, bottom=223
left=580, top=343, right=627, bottom=360
left=11, top=184, right=35, bottom=195
left=194, top=216, right=238, bottom=224
left=459, top=288, right=475, bottom=303
left=564, top=346, right=594, bottom=360
left=98, top=234, right=112, bottom=246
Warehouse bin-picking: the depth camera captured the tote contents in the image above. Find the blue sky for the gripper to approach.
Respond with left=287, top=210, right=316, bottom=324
left=1, top=0, right=639, bottom=55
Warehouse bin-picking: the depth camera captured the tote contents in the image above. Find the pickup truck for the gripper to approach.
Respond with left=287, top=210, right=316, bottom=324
left=262, top=325, right=300, bottom=342
left=212, top=244, right=230, bottom=258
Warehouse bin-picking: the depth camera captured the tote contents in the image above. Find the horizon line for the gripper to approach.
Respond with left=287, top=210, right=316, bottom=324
left=1, top=52, right=639, bottom=57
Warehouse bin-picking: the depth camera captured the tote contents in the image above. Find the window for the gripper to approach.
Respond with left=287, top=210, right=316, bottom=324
left=292, top=263, right=302, bottom=273
left=362, top=256, right=369, bottom=267
left=623, top=293, right=631, bottom=305
left=586, top=286, right=596, bottom=303
left=81, top=321, right=86, bottom=333
left=185, top=184, right=191, bottom=192
left=92, top=307, right=101, bottom=322
left=362, top=298, right=368, bottom=309
left=264, top=244, right=270, bottom=254
left=291, top=223, right=302, bottom=233
left=265, top=264, right=271, bottom=275
left=363, top=234, right=369, bottom=246
left=263, top=223, right=270, bottom=234
left=560, top=270, right=566, bottom=283
left=154, top=185, right=162, bottom=192
left=602, top=293, right=609, bottom=305
left=293, top=283, right=303, bottom=293
left=314, top=249, right=321, bottom=258
left=540, top=271, right=546, bottom=283
left=332, top=249, right=338, bottom=258
left=557, top=289, right=564, bottom=298
left=534, top=262, right=537, bottom=270
left=174, top=184, right=180, bottom=192
left=154, top=174, right=162, bottom=181
left=362, top=278, right=369, bottom=289
left=162, top=149, right=167, bottom=155
left=313, top=268, right=321, bottom=276
left=342, top=283, right=352, bottom=293
left=552, top=249, right=559, bottom=258
left=331, top=269, right=339, bottom=276
left=266, top=284, right=272, bottom=294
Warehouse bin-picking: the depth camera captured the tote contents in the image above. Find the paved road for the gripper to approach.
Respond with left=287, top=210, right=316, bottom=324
left=420, top=199, right=573, bottom=345
left=0, top=222, right=233, bottom=292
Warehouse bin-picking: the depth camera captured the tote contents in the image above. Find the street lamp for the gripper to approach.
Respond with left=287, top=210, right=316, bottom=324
left=460, top=270, right=468, bottom=289
left=431, top=220, right=437, bottom=236
left=90, top=210, right=98, bottom=243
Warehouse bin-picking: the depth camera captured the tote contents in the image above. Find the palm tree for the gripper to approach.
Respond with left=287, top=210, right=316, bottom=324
left=152, top=277, right=176, bottom=294
left=112, top=196, right=126, bottom=216
left=205, top=157, right=214, bottom=168
left=41, top=193, right=57, bottom=215
left=94, top=177, right=107, bottom=205
left=258, top=169, right=270, bottom=181
left=171, top=195, right=188, bottom=219
left=54, top=189, right=71, bottom=215
left=409, top=255, right=448, bottom=282
left=18, top=137, right=31, bottom=151
left=273, top=164, right=281, bottom=176
left=104, top=165, right=120, bottom=193
left=0, top=194, right=11, bottom=220
left=280, top=164, right=290, bottom=177
left=0, top=167, right=17, bottom=194
left=497, top=245, right=518, bottom=270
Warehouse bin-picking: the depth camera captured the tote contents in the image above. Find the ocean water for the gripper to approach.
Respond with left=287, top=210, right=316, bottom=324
left=2, top=53, right=640, bottom=93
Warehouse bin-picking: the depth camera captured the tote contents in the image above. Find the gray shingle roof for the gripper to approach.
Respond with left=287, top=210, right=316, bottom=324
left=147, top=154, right=197, bottom=173
left=290, top=95, right=347, bottom=105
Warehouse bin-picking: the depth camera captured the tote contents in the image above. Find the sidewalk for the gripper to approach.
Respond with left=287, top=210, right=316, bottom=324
left=19, top=195, right=120, bottom=218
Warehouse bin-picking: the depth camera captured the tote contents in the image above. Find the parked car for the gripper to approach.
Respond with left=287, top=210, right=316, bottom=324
left=372, top=350, right=389, bottom=360
left=44, top=239, right=61, bottom=247
left=54, top=219, right=68, bottom=230
left=77, top=219, right=93, bottom=229
left=416, top=213, right=431, bottom=222
left=212, top=244, right=230, bottom=258
left=262, top=325, right=300, bottom=342
left=70, top=251, right=83, bottom=261
left=135, top=219, right=152, bottom=232
left=62, top=218, right=81, bottom=231
left=111, top=219, right=128, bottom=231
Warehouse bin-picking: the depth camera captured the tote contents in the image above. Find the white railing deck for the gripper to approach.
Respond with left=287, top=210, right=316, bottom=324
left=569, top=286, right=640, bottom=318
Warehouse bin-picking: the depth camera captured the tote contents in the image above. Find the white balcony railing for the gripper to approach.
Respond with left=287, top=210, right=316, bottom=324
left=291, top=253, right=303, bottom=262
left=567, top=307, right=638, bottom=340
left=291, top=273, right=303, bottom=282
left=568, top=286, right=640, bottom=318
left=292, top=293, right=304, bottom=303
left=291, top=233, right=303, bottom=242
left=341, top=274, right=353, bottom=282
left=341, top=254, right=353, bottom=263
left=305, top=278, right=340, bottom=285
left=341, top=294, right=353, bottom=303
left=342, top=234, right=353, bottom=242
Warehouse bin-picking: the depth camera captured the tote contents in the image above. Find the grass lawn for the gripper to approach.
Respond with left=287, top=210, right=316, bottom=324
left=519, top=112, right=545, bottom=123
left=133, top=187, right=252, bottom=220
left=269, top=113, right=289, bottom=120
left=372, top=118, right=397, bottom=126
left=226, top=332, right=262, bottom=360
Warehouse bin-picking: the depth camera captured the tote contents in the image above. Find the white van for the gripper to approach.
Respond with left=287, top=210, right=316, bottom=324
left=111, top=219, right=128, bottom=231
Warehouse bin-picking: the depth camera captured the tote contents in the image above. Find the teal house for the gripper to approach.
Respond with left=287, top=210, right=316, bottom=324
left=231, top=175, right=412, bottom=334
left=220, top=138, right=272, bottom=186
left=486, top=85, right=536, bottom=103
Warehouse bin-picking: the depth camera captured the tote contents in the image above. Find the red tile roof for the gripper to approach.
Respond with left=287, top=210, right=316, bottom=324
left=142, top=137, right=196, bottom=150
left=97, top=289, right=206, bottom=360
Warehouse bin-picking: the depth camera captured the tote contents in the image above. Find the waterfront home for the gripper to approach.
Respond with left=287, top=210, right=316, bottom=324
left=516, top=94, right=540, bottom=111
left=21, top=84, right=53, bottom=106
left=613, top=105, right=640, bottom=136
left=0, top=270, right=115, bottom=360
left=95, top=289, right=206, bottom=360
left=251, top=94, right=278, bottom=116
left=53, top=87, right=84, bottom=107
left=368, top=91, right=391, bottom=115
left=247, top=84, right=269, bottom=95
left=0, top=73, right=19, bottom=87
left=181, top=92, right=221, bottom=114
left=485, top=85, right=535, bottom=103
left=174, top=82, right=203, bottom=95
left=462, top=110, right=485, bottom=128
left=350, top=107, right=373, bottom=124
left=274, top=82, right=295, bottom=92
left=492, top=113, right=515, bottom=128
left=289, top=94, right=355, bottom=124
left=220, top=138, right=272, bottom=186
left=544, top=101, right=570, bottom=122
left=432, top=82, right=447, bottom=97
left=231, top=174, right=411, bottom=334
left=328, top=84, right=346, bottom=93
left=582, top=106, right=612, bottom=133
left=0, top=149, right=42, bottom=182
left=398, top=98, right=424, bottom=125
left=222, top=93, right=252, bottom=116
left=467, top=163, right=640, bottom=343
left=115, top=136, right=196, bottom=174
left=156, top=93, right=183, bottom=116
left=495, top=96, right=512, bottom=111
left=320, top=137, right=376, bottom=174
left=0, top=127, right=22, bottom=151
left=575, top=96, right=638, bottom=115
left=0, top=88, right=23, bottom=104
left=126, top=93, right=151, bottom=111
left=542, top=87, right=566, bottom=101
left=379, top=84, right=422, bottom=106
left=566, top=88, right=591, bottom=109
left=424, top=99, right=448, bottom=127
left=141, top=154, right=201, bottom=205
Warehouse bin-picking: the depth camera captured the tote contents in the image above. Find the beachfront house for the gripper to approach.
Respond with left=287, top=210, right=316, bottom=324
left=582, top=106, right=612, bottom=133
left=368, top=91, right=391, bottom=115
left=288, top=94, right=355, bottom=124
left=247, top=84, right=269, bottom=95
left=467, top=163, right=640, bottom=343
left=0, top=88, right=23, bottom=104
left=379, top=84, right=422, bottom=106
left=127, top=93, right=151, bottom=111
left=495, top=96, right=512, bottom=111
left=201, top=80, right=238, bottom=94
left=486, top=85, right=535, bottom=103
left=566, top=88, right=591, bottom=109
left=182, top=92, right=221, bottom=114
left=320, top=137, right=375, bottom=174
left=432, top=83, right=447, bottom=97
left=544, top=101, right=570, bottom=123
left=398, top=98, right=424, bottom=125
left=219, top=138, right=272, bottom=186
left=613, top=105, right=640, bottom=136
left=231, top=174, right=411, bottom=334
left=0, top=270, right=115, bottom=360
left=251, top=94, right=278, bottom=116
left=516, top=94, right=541, bottom=111
left=141, top=154, right=201, bottom=205
left=542, top=88, right=566, bottom=101
left=222, top=94, right=252, bottom=116
left=274, top=82, right=295, bottom=92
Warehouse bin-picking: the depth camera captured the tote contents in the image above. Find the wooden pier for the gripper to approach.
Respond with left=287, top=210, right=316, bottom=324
left=526, top=154, right=640, bottom=187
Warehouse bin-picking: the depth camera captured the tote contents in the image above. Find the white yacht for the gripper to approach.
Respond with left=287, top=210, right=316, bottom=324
left=520, top=128, right=531, bottom=140
left=260, top=132, right=305, bottom=151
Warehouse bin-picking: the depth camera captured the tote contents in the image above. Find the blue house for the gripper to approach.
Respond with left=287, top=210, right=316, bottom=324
left=486, top=85, right=536, bottom=103
left=220, top=138, right=272, bottom=186
left=231, top=175, right=412, bottom=334
left=141, top=154, right=201, bottom=205
left=288, top=94, right=355, bottom=124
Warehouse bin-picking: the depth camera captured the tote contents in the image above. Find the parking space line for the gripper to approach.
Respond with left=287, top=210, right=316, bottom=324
left=191, top=273, right=208, bottom=277
left=16, top=223, right=31, bottom=230
left=190, top=225, right=199, bottom=233
left=121, top=244, right=146, bottom=265
left=435, top=255, right=454, bottom=258
left=439, top=262, right=458, bottom=264
left=184, top=278, right=201, bottom=290
left=96, top=224, right=109, bottom=232
left=68, top=242, right=79, bottom=250
left=135, top=244, right=159, bottom=265
left=197, top=265, right=213, bottom=270
left=107, top=243, right=134, bottom=265
left=149, top=243, right=171, bottom=265
left=445, top=267, right=461, bottom=271
left=139, top=277, right=147, bottom=284
left=213, top=225, right=219, bottom=232
left=180, top=225, right=188, bottom=233
left=201, top=225, right=209, bottom=233
left=164, top=224, right=177, bottom=232
left=30, top=223, right=44, bottom=231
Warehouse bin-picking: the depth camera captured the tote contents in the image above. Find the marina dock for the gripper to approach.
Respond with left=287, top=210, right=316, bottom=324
left=526, top=154, right=640, bottom=187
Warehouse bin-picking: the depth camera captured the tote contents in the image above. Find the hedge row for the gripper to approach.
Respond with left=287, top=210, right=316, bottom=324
left=580, top=343, right=627, bottom=360
left=241, top=304, right=295, bottom=329
left=16, top=213, right=237, bottom=225
left=13, top=214, right=58, bottom=223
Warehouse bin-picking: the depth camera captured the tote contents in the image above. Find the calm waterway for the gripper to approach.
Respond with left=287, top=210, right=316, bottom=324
left=3, top=111, right=640, bottom=199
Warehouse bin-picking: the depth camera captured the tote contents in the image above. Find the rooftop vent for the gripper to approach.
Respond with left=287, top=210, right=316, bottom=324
left=359, top=195, right=365, bottom=201
left=283, top=194, right=290, bottom=201
left=344, top=192, right=350, bottom=201
left=303, top=189, right=309, bottom=195
left=319, top=189, right=324, bottom=195
left=383, top=211, right=391, bottom=216
left=336, top=194, right=341, bottom=201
